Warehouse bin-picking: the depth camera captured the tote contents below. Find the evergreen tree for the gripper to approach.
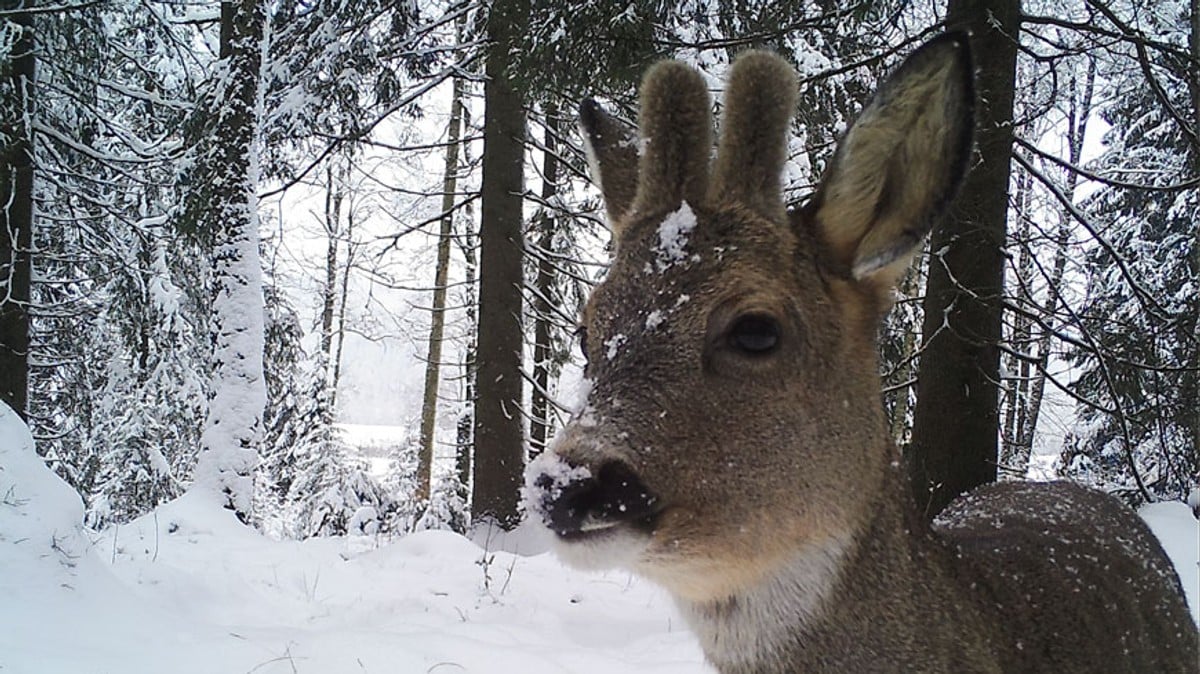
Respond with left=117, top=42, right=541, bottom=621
left=27, top=2, right=208, bottom=522
left=285, top=362, right=399, bottom=538
left=1062, top=1, right=1199, bottom=503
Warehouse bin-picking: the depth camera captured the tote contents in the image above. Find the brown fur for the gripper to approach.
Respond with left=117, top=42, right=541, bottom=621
left=631, top=60, right=712, bottom=225
left=579, top=99, right=639, bottom=224
left=709, top=52, right=798, bottom=221
left=541, top=34, right=1199, bottom=673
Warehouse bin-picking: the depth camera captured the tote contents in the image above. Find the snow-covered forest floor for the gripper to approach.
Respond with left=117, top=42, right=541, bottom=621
left=1, top=407, right=704, bottom=673
left=2, top=407, right=1196, bottom=674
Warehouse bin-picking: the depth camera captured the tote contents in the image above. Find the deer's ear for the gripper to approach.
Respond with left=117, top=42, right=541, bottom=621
left=580, top=99, right=640, bottom=226
left=803, top=33, right=974, bottom=290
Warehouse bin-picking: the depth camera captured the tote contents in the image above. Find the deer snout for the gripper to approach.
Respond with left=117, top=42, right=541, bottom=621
left=528, top=457, right=661, bottom=538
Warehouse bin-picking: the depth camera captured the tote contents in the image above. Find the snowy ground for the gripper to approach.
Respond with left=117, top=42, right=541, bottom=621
left=2, top=404, right=1196, bottom=674
left=0, top=407, right=705, bottom=674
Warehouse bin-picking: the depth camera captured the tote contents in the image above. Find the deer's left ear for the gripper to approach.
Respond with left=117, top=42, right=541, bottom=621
left=580, top=99, right=640, bottom=226
left=799, top=33, right=974, bottom=292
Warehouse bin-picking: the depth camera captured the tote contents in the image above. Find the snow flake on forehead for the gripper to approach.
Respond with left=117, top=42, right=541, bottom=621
left=604, top=333, right=627, bottom=360
left=644, top=310, right=665, bottom=330
left=643, top=293, right=690, bottom=332
left=654, top=203, right=698, bottom=272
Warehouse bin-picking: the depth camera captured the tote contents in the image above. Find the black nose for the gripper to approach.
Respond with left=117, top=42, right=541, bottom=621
left=536, top=461, right=660, bottom=537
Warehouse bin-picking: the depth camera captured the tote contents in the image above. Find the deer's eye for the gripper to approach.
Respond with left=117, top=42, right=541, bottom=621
left=729, top=314, right=780, bottom=355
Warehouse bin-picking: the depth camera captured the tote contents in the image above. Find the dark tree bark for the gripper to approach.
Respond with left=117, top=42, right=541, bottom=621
left=1187, top=0, right=1200, bottom=462
left=908, top=0, right=1021, bottom=519
left=0, top=6, right=34, bottom=420
left=472, top=0, right=529, bottom=528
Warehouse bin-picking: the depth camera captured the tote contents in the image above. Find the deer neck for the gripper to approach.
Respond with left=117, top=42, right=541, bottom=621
left=677, top=459, right=996, bottom=674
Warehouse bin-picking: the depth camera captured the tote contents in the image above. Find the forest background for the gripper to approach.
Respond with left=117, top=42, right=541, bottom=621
left=0, top=0, right=1196, bottom=543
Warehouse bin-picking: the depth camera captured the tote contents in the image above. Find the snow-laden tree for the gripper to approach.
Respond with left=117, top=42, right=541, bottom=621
left=1061, top=0, right=1199, bottom=503
left=283, top=362, right=401, bottom=538
left=83, top=235, right=207, bottom=526
left=23, top=2, right=209, bottom=522
left=255, top=275, right=402, bottom=539
left=415, top=469, right=469, bottom=533
left=255, top=280, right=306, bottom=528
left=183, top=0, right=270, bottom=523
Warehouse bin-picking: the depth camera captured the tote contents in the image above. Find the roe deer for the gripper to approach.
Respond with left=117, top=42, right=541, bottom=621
left=524, top=34, right=1199, bottom=673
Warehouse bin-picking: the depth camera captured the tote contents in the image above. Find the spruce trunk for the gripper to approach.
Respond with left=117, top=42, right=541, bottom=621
left=472, top=0, right=529, bottom=528
left=908, top=0, right=1020, bottom=519
left=194, top=0, right=268, bottom=523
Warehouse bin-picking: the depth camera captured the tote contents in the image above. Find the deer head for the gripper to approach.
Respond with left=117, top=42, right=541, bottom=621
left=527, top=35, right=974, bottom=604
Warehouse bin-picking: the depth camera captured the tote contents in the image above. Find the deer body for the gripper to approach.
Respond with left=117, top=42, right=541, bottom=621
left=526, top=34, right=1198, bottom=673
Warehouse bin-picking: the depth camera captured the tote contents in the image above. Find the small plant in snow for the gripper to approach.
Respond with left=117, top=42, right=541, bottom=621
left=415, top=470, right=470, bottom=534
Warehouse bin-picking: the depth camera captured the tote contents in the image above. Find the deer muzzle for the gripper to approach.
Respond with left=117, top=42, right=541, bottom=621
left=528, top=457, right=662, bottom=539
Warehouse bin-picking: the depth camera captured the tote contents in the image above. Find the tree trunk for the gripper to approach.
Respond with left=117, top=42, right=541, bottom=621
left=330, top=199, right=354, bottom=412
left=320, top=164, right=342, bottom=361
left=457, top=209, right=477, bottom=502
left=1187, top=0, right=1200, bottom=465
left=1000, top=170, right=1034, bottom=478
left=529, top=107, right=560, bottom=459
left=908, top=0, right=1020, bottom=519
left=1020, top=59, right=1095, bottom=470
left=417, top=75, right=465, bottom=502
left=0, top=6, right=33, bottom=420
left=472, top=0, right=529, bottom=528
left=194, top=0, right=268, bottom=523
left=889, top=265, right=921, bottom=446
left=319, top=162, right=344, bottom=427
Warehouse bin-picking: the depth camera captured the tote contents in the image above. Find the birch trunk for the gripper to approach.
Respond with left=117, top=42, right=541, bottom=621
left=1020, top=60, right=1095, bottom=469
left=1001, top=170, right=1034, bottom=477
left=319, top=162, right=345, bottom=427
left=330, top=202, right=354, bottom=412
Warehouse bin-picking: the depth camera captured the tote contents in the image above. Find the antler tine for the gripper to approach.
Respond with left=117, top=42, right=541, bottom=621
left=632, top=61, right=713, bottom=218
left=709, top=51, right=798, bottom=222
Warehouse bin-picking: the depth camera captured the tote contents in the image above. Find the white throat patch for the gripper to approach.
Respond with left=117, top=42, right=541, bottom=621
left=678, top=537, right=849, bottom=671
